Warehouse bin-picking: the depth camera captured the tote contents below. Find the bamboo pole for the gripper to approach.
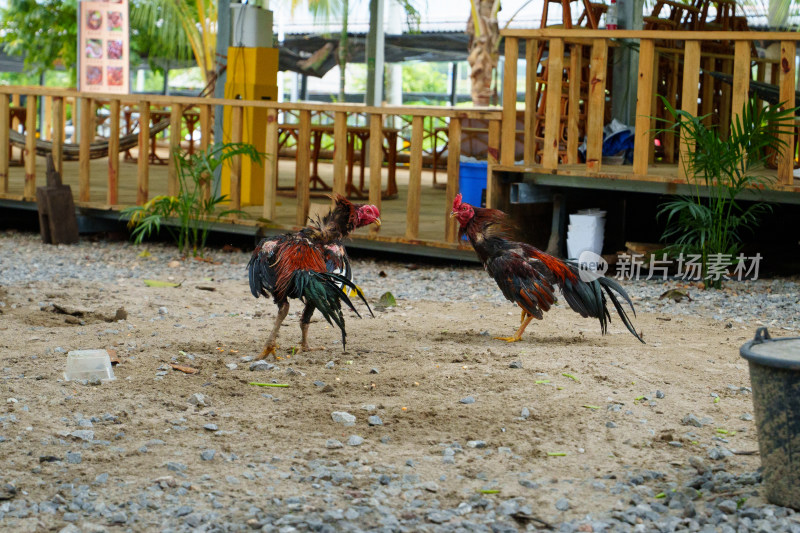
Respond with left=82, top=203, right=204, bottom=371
left=0, top=94, right=8, bottom=193
left=167, top=103, right=183, bottom=197
left=585, top=38, right=608, bottom=172
left=295, top=109, right=311, bottom=226
left=778, top=40, right=796, bottom=186
left=332, top=111, right=347, bottom=197
left=679, top=40, right=701, bottom=181
left=542, top=37, right=564, bottom=170
left=501, top=37, right=519, bottom=166
left=137, top=101, right=150, bottom=204
left=230, top=105, right=243, bottom=213
left=405, top=115, right=423, bottom=239
left=263, top=108, right=279, bottom=221
left=24, top=94, right=37, bottom=198
left=445, top=117, right=462, bottom=243
left=108, top=99, right=120, bottom=205
left=633, top=39, right=655, bottom=177
left=368, top=113, right=384, bottom=234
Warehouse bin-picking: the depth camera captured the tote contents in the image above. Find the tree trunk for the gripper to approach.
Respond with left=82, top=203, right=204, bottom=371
left=338, top=0, right=349, bottom=102
left=466, top=0, right=499, bottom=107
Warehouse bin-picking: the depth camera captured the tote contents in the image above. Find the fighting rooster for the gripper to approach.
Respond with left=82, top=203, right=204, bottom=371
left=248, top=195, right=381, bottom=358
left=451, top=194, right=644, bottom=343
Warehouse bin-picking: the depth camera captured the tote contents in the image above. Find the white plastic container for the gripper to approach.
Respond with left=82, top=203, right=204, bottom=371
left=64, top=349, right=116, bottom=382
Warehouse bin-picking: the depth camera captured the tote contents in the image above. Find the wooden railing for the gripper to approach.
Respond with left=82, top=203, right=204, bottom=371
left=0, top=86, right=502, bottom=245
left=499, top=29, right=800, bottom=189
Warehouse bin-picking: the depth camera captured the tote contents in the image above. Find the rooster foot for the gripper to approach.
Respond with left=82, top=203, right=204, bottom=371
left=256, top=344, right=278, bottom=360
left=493, top=335, right=523, bottom=343
left=296, top=344, right=325, bottom=354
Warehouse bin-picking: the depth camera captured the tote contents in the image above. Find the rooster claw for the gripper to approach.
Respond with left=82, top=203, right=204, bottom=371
left=257, top=344, right=278, bottom=360
left=296, top=345, right=325, bottom=354
left=493, top=336, right=523, bottom=343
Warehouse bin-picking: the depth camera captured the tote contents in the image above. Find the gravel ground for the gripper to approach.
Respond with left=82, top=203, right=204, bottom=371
left=1, top=230, right=800, bottom=533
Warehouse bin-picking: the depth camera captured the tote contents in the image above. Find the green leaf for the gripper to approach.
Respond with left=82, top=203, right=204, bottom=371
left=378, top=291, right=397, bottom=307
left=143, top=279, right=182, bottom=288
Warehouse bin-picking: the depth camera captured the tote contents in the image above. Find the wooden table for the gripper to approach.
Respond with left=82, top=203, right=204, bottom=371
left=123, top=105, right=201, bottom=164
left=278, top=123, right=399, bottom=199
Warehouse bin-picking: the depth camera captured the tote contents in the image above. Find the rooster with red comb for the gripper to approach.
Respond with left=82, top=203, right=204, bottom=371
left=248, top=195, right=381, bottom=358
left=451, top=193, right=644, bottom=343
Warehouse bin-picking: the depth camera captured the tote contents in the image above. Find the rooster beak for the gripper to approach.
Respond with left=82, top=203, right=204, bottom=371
left=374, top=218, right=381, bottom=227
left=449, top=211, right=456, bottom=219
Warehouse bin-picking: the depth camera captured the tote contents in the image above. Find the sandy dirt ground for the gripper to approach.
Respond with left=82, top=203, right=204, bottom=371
left=0, top=247, right=786, bottom=532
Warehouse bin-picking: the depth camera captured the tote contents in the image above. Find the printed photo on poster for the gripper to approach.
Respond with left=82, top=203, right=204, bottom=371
left=79, top=0, right=129, bottom=94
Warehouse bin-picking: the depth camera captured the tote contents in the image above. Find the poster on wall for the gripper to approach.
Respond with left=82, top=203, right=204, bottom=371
left=78, top=0, right=129, bottom=94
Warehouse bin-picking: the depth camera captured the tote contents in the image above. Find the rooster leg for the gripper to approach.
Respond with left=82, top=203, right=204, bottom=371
left=297, top=303, right=325, bottom=353
left=257, top=301, right=289, bottom=359
left=494, top=314, right=534, bottom=343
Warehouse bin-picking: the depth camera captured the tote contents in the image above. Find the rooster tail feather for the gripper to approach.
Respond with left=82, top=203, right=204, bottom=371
left=597, top=276, right=645, bottom=344
left=322, top=272, right=374, bottom=318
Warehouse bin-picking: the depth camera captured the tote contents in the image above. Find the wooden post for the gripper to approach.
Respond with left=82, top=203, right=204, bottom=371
left=649, top=54, right=660, bottom=164
left=679, top=40, right=701, bottom=181
left=262, top=108, right=279, bottom=221
left=486, top=119, right=501, bottom=208
left=501, top=36, right=519, bottom=166
left=663, top=53, right=679, bottom=163
left=332, top=111, right=347, bottom=197
left=24, top=94, right=37, bottom=198
left=778, top=40, right=796, bottom=186
left=731, top=40, right=751, bottom=130
left=701, top=56, right=715, bottom=127
left=633, top=39, right=655, bottom=177
left=719, top=57, right=733, bottom=139
left=368, top=113, right=383, bottom=233
left=445, top=116, right=462, bottom=243
left=295, top=109, right=311, bottom=226
left=0, top=94, right=8, bottom=193
left=137, top=101, right=150, bottom=204
left=405, top=115, right=423, bottom=239
left=542, top=37, right=564, bottom=170
left=567, top=44, right=582, bottom=165
left=199, top=104, right=211, bottom=201
left=52, top=97, right=63, bottom=177
left=230, top=105, right=243, bottom=213
left=586, top=38, right=608, bottom=172
left=42, top=96, right=52, bottom=141
left=167, top=103, right=183, bottom=197
left=11, top=93, right=19, bottom=130
left=108, top=99, right=120, bottom=205
left=523, top=38, right=537, bottom=165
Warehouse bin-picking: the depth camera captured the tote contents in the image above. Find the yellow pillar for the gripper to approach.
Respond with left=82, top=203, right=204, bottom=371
left=221, top=47, right=279, bottom=206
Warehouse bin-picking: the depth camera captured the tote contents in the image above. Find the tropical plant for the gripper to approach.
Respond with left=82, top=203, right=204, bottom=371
left=122, top=142, right=265, bottom=257
left=655, top=97, right=796, bottom=288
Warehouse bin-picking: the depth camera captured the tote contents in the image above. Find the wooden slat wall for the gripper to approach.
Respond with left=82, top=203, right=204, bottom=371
left=585, top=38, right=607, bottom=172
left=368, top=113, right=383, bottom=234
left=542, top=37, right=564, bottom=170
left=405, top=116, right=423, bottom=239
left=501, top=37, right=519, bottom=166
left=108, top=99, right=120, bottom=205
left=0, top=94, right=7, bottom=193
left=633, top=39, right=655, bottom=177
left=230, top=105, right=243, bottom=213
left=263, top=108, right=279, bottom=221
left=24, top=95, right=36, bottom=198
left=137, top=101, right=151, bottom=205
left=295, top=109, right=311, bottom=226
left=679, top=40, right=701, bottom=181
left=778, top=40, right=796, bottom=186
left=445, top=117, right=462, bottom=243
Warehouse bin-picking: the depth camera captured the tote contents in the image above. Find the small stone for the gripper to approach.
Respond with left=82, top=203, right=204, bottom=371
left=681, top=414, right=704, bottom=427
left=325, top=361, right=335, bottom=369
left=348, top=435, right=364, bottom=446
left=606, top=421, right=617, bottom=428
left=668, top=441, right=683, bottom=447
left=331, top=411, right=356, bottom=426
left=688, top=456, right=708, bottom=474
left=467, top=440, right=487, bottom=449
left=459, top=396, right=476, bottom=404
left=325, top=439, right=343, bottom=449
left=201, top=449, right=216, bottom=461
left=509, top=361, right=522, bottom=369
left=421, top=481, right=439, bottom=492
left=369, top=368, right=379, bottom=374
left=740, top=413, right=753, bottom=421
left=188, top=393, right=207, bottom=407
left=225, top=363, right=238, bottom=370
left=110, top=511, right=128, bottom=524
left=94, top=472, right=109, bottom=484
left=203, top=423, right=218, bottom=432
left=368, top=415, right=383, bottom=426
left=656, top=390, right=665, bottom=399
left=66, top=451, right=82, bottom=464
left=249, top=361, right=275, bottom=371
left=70, top=430, right=94, bottom=441
left=555, top=498, right=570, bottom=511
left=718, top=499, right=738, bottom=514
left=520, top=407, right=530, bottom=419
left=158, top=306, right=168, bottom=315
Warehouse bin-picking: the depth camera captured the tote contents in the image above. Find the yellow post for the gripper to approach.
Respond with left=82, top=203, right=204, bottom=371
left=220, top=47, right=279, bottom=206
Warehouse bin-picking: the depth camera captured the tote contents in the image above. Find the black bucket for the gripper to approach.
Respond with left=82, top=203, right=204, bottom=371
left=740, top=327, right=800, bottom=510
